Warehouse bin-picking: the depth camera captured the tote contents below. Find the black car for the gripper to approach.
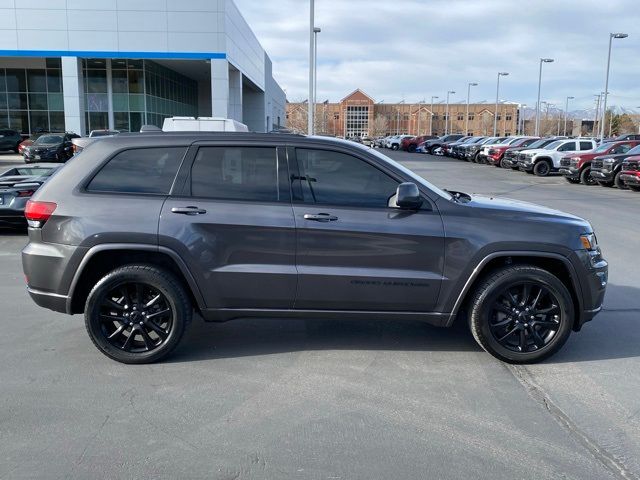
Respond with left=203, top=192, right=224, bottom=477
left=23, top=133, right=79, bottom=163
left=422, top=134, right=465, bottom=154
left=602, top=133, right=640, bottom=143
left=0, top=129, right=23, bottom=153
left=22, top=132, right=606, bottom=365
left=590, top=144, right=640, bottom=188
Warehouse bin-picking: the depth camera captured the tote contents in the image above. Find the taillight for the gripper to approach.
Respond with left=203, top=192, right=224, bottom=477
left=24, top=200, right=57, bottom=227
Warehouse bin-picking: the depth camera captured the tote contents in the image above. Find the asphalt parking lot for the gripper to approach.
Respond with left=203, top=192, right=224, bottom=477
left=1, top=149, right=639, bottom=480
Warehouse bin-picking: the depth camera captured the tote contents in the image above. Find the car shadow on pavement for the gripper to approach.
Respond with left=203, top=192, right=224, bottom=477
left=169, top=315, right=482, bottom=363
left=169, top=283, right=640, bottom=364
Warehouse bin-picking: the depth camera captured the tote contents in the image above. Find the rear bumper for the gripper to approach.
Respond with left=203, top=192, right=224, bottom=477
left=27, top=287, right=69, bottom=313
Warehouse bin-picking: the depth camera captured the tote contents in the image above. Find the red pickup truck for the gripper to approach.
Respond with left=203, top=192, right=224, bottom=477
left=402, top=135, right=437, bottom=153
left=559, top=140, right=640, bottom=185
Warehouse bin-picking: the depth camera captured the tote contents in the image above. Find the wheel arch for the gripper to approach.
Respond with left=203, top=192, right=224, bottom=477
left=67, top=244, right=206, bottom=315
left=447, top=252, right=583, bottom=331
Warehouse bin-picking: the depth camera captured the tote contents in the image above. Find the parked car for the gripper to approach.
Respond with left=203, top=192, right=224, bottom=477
left=486, top=138, right=540, bottom=168
left=503, top=137, right=564, bottom=169
left=421, top=134, right=465, bottom=154
left=451, top=137, right=486, bottom=159
left=0, top=129, right=23, bottom=153
left=373, top=137, right=387, bottom=148
left=518, top=139, right=597, bottom=176
left=559, top=140, right=640, bottom=185
left=0, top=163, right=60, bottom=227
left=442, top=136, right=473, bottom=156
left=89, top=129, right=120, bottom=138
left=23, top=133, right=79, bottom=163
left=385, top=135, right=413, bottom=150
left=462, top=137, right=505, bottom=162
left=619, top=156, right=640, bottom=191
left=402, top=135, right=437, bottom=153
left=361, top=137, right=374, bottom=147
left=590, top=144, right=640, bottom=189
left=18, top=132, right=50, bottom=155
left=22, top=133, right=607, bottom=364
left=602, top=133, right=640, bottom=143
left=477, top=137, right=527, bottom=164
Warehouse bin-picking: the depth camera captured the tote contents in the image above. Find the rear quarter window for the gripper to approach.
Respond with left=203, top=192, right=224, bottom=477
left=87, top=147, right=186, bottom=194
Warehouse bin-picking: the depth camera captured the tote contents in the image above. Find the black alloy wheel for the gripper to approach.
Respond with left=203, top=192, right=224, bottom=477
left=533, top=160, right=551, bottom=176
left=614, top=172, right=627, bottom=189
left=580, top=167, right=596, bottom=186
left=486, top=282, right=562, bottom=354
left=85, top=265, right=192, bottom=364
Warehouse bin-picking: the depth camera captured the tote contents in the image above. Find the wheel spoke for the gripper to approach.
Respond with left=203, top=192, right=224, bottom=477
left=493, top=302, right=512, bottom=315
left=122, top=330, right=136, bottom=351
left=536, top=304, right=559, bottom=315
left=100, top=313, right=126, bottom=323
left=498, top=326, right=519, bottom=342
left=506, top=291, right=518, bottom=307
left=518, top=330, right=527, bottom=351
left=120, top=286, right=132, bottom=307
left=146, top=308, right=170, bottom=320
left=491, top=317, right=513, bottom=328
left=145, top=294, right=161, bottom=308
left=521, top=283, right=531, bottom=306
left=531, top=329, right=546, bottom=348
left=529, top=287, right=543, bottom=309
left=139, top=328, right=154, bottom=351
left=534, top=320, right=559, bottom=328
left=135, top=284, right=144, bottom=305
left=146, top=320, right=168, bottom=340
left=107, top=324, right=126, bottom=340
left=105, top=298, right=125, bottom=310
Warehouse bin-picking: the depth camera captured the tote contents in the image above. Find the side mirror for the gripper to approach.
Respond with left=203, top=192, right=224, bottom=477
left=395, top=182, right=423, bottom=209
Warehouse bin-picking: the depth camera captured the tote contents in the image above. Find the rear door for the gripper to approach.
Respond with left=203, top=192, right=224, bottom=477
left=159, top=143, right=296, bottom=310
left=290, top=145, right=444, bottom=312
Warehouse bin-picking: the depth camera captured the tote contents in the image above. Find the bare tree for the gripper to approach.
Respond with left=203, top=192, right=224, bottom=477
left=370, top=114, right=389, bottom=137
left=287, top=105, right=308, bottom=134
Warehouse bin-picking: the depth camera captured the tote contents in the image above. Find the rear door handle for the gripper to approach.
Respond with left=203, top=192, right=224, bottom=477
left=171, top=206, right=207, bottom=215
left=303, top=213, right=338, bottom=222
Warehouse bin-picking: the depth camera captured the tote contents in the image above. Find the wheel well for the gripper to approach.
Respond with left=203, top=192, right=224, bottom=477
left=458, top=255, right=581, bottom=329
left=534, top=157, right=552, bottom=164
left=70, top=250, right=200, bottom=315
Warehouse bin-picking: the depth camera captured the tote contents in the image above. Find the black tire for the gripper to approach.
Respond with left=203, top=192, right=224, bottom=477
left=614, top=171, right=627, bottom=190
left=629, top=185, right=640, bottom=192
left=580, top=167, right=596, bottom=186
left=533, top=160, right=551, bottom=177
left=564, top=177, right=580, bottom=184
left=469, top=265, right=574, bottom=364
left=596, top=180, right=614, bottom=187
left=499, top=158, right=509, bottom=168
left=408, top=144, right=416, bottom=153
left=391, top=144, right=399, bottom=151
left=85, top=264, right=192, bottom=364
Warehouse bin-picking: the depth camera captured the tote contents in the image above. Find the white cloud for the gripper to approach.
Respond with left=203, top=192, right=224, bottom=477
left=234, top=0, right=640, bottom=109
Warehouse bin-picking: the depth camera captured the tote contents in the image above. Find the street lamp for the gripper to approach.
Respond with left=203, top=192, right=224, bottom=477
left=308, top=0, right=315, bottom=135
left=599, top=33, right=628, bottom=141
left=313, top=27, right=321, bottom=107
left=519, top=104, right=527, bottom=135
left=563, top=96, right=574, bottom=136
left=494, top=72, right=508, bottom=136
left=465, top=82, right=478, bottom=135
left=430, top=95, right=439, bottom=135
left=535, top=58, right=554, bottom=136
left=445, top=91, right=455, bottom=135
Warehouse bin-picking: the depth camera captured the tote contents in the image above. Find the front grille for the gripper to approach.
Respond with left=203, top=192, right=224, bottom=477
left=592, top=159, right=603, bottom=170
left=623, top=160, right=640, bottom=172
left=560, top=158, right=571, bottom=167
left=518, top=153, right=527, bottom=161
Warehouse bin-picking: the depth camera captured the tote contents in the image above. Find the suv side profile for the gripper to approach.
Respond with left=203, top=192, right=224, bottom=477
left=23, top=133, right=607, bottom=365
left=519, top=139, right=597, bottom=176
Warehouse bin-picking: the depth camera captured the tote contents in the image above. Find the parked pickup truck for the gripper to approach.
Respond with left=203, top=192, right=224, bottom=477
left=590, top=144, right=640, bottom=188
left=503, top=137, right=565, bottom=169
left=518, top=139, right=597, bottom=176
left=486, top=137, right=539, bottom=168
left=619, top=156, right=640, bottom=191
left=559, top=140, right=640, bottom=185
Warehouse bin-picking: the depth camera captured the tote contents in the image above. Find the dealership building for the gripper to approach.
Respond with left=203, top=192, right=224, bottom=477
left=0, top=0, right=286, bottom=136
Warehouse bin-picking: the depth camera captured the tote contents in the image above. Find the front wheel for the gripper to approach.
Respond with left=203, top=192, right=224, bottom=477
left=614, top=172, right=627, bottom=190
left=408, top=144, right=416, bottom=153
left=565, top=177, right=580, bottom=184
left=580, top=167, right=596, bottom=185
left=533, top=160, right=551, bottom=177
left=629, top=185, right=640, bottom=192
left=85, top=265, right=192, bottom=364
left=469, top=265, right=573, bottom=364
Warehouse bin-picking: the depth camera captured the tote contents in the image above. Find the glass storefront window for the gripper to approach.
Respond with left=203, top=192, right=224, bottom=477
left=0, top=111, right=8, bottom=129
left=128, top=70, right=143, bottom=94
left=87, top=69, right=107, bottom=93
left=47, top=69, right=62, bottom=93
left=8, top=110, right=29, bottom=132
left=8, top=93, right=28, bottom=110
left=47, top=93, right=64, bottom=111
left=27, top=70, right=47, bottom=92
left=29, top=93, right=48, bottom=110
left=5, top=69, right=27, bottom=92
left=49, top=111, right=64, bottom=131
left=29, top=111, right=49, bottom=132
left=112, top=69, right=128, bottom=93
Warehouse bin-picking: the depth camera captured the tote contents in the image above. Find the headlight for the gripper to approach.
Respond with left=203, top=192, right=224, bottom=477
left=570, top=158, right=580, bottom=166
left=580, top=233, right=598, bottom=250
left=603, top=158, right=615, bottom=164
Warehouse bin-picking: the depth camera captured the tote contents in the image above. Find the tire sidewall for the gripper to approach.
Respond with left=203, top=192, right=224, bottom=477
left=472, top=268, right=574, bottom=363
left=533, top=160, right=551, bottom=176
left=85, top=267, right=188, bottom=364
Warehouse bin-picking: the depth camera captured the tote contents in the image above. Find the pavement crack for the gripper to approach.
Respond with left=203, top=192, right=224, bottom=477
left=506, top=364, right=639, bottom=480
left=76, top=414, right=111, bottom=465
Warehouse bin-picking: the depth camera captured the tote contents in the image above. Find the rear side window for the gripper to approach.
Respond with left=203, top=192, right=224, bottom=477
left=191, top=147, right=281, bottom=202
left=87, top=147, right=185, bottom=194
left=580, top=141, right=594, bottom=151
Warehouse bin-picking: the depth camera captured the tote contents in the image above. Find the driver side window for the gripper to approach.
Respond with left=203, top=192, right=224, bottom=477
left=295, top=149, right=399, bottom=208
left=558, top=142, right=576, bottom=152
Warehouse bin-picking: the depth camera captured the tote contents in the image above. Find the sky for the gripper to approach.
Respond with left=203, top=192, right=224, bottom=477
left=234, top=0, right=640, bottom=111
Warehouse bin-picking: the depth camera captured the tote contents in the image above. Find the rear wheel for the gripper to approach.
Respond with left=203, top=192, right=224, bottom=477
left=85, top=265, right=192, bottom=364
left=469, top=265, right=573, bottom=364
left=580, top=167, right=596, bottom=185
left=614, top=171, right=627, bottom=189
left=533, top=160, right=551, bottom=176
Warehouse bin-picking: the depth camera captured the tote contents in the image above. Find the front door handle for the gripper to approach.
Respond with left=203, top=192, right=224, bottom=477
left=303, top=213, right=338, bottom=222
left=171, top=206, right=207, bottom=215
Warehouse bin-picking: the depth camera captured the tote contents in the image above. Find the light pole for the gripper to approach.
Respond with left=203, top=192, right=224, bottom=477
left=519, top=104, right=527, bottom=135
left=563, top=96, right=574, bottom=136
left=313, top=27, right=321, bottom=106
left=445, top=91, right=455, bottom=135
left=599, top=33, right=628, bottom=141
left=416, top=100, right=425, bottom=135
left=465, top=82, right=478, bottom=135
left=535, top=58, right=554, bottom=136
left=307, top=0, right=315, bottom=135
left=594, top=93, right=602, bottom=136
left=430, top=95, right=439, bottom=135
left=494, top=72, right=508, bottom=136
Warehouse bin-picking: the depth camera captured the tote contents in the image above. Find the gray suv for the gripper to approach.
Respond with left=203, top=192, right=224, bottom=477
left=22, top=133, right=608, bottom=364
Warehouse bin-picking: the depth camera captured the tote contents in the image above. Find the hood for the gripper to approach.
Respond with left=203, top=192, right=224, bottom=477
left=518, top=148, right=550, bottom=155
left=465, top=194, right=586, bottom=223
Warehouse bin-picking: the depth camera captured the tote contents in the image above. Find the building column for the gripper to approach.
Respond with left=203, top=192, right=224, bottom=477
left=106, top=59, right=115, bottom=130
left=61, top=56, right=86, bottom=135
left=210, top=58, right=229, bottom=118
left=228, top=67, right=242, bottom=122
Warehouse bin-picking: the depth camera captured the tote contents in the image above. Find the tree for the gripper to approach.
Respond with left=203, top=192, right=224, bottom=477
left=370, top=114, right=389, bottom=137
left=616, top=113, right=636, bottom=135
left=287, top=104, right=308, bottom=134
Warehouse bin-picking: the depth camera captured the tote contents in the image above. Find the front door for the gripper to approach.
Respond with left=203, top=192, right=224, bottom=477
left=291, top=147, right=445, bottom=312
left=159, top=144, right=296, bottom=310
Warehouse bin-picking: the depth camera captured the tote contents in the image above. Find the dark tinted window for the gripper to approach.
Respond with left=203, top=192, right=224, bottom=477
left=88, top=147, right=185, bottom=194
left=191, top=147, right=280, bottom=202
left=296, top=149, right=398, bottom=208
left=557, top=142, right=576, bottom=152
left=580, top=141, right=594, bottom=151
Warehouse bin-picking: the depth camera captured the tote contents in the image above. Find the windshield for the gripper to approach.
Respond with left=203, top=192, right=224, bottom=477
left=35, top=135, right=63, bottom=144
left=626, top=145, right=640, bottom=155
left=543, top=140, right=563, bottom=150
left=525, top=139, right=547, bottom=149
left=594, top=143, right=618, bottom=153
left=14, top=167, right=55, bottom=176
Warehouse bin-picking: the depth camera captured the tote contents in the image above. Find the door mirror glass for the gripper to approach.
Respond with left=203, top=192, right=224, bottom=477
left=395, top=182, right=422, bottom=209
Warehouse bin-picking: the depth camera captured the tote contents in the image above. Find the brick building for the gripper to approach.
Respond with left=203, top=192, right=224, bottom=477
left=286, top=89, right=520, bottom=138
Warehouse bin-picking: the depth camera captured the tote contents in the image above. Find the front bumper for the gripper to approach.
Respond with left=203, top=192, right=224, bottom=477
left=559, top=167, right=580, bottom=180
left=24, top=150, right=60, bottom=162
left=571, top=249, right=608, bottom=329
left=620, top=172, right=640, bottom=187
left=590, top=170, right=613, bottom=182
left=519, top=161, right=534, bottom=171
